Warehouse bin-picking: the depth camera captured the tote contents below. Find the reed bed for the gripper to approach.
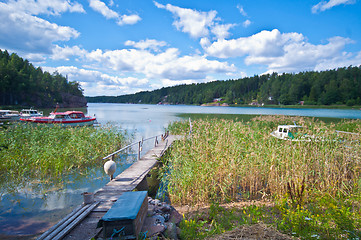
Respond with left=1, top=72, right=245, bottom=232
left=0, top=123, right=128, bottom=193
left=165, top=115, right=361, bottom=205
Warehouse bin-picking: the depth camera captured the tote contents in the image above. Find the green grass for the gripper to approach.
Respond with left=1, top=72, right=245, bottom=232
left=164, top=115, right=361, bottom=239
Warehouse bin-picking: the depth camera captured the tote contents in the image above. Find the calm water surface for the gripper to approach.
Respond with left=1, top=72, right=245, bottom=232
left=1, top=103, right=360, bottom=238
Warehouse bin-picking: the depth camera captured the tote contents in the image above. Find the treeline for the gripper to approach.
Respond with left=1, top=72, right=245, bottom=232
left=0, top=49, right=85, bottom=107
left=90, top=66, right=361, bottom=106
left=87, top=66, right=361, bottom=106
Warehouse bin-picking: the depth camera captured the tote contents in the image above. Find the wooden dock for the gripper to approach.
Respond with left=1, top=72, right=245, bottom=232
left=37, top=134, right=181, bottom=240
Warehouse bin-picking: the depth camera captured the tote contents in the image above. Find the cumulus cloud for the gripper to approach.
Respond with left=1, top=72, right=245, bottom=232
left=202, top=29, right=357, bottom=73
left=89, top=0, right=141, bottom=26
left=211, top=23, right=235, bottom=39
left=44, top=65, right=150, bottom=96
left=4, top=0, right=85, bottom=15
left=203, top=29, right=302, bottom=58
left=124, top=39, right=167, bottom=52
left=0, top=2, right=79, bottom=53
left=155, top=2, right=238, bottom=41
left=155, top=1, right=217, bottom=38
left=314, top=50, right=361, bottom=71
left=312, top=0, right=356, bottom=13
left=89, top=0, right=118, bottom=19
left=86, top=47, right=236, bottom=81
left=51, top=45, right=88, bottom=60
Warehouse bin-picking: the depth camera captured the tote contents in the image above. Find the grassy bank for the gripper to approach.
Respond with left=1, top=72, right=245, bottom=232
left=177, top=113, right=344, bottom=124
left=0, top=123, right=129, bottom=194
left=164, top=115, right=361, bottom=239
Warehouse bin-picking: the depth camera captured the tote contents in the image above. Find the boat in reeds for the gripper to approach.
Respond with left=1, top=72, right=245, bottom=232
left=20, top=111, right=97, bottom=127
left=0, top=110, right=20, bottom=122
left=271, top=123, right=324, bottom=142
left=20, top=108, right=43, bottom=118
left=270, top=123, right=309, bottom=141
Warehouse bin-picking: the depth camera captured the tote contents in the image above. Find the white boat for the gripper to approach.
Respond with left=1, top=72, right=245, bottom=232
left=20, top=108, right=43, bottom=118
left=270, top=123, right=304, bottom=140
left=20, top=111, right=97, bottom=127
left=0, top=110, right=20, bottom=122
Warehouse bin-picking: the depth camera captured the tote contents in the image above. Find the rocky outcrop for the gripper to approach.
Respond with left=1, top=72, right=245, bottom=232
left=23, top=92, right=87, bottom=108
left=59, top=93, right=87, bottom=108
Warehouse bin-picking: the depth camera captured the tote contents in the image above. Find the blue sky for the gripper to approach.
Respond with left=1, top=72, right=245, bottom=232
left=1, top=0, right=361, bottom=96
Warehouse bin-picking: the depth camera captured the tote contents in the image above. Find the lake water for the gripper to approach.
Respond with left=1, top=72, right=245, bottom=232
left=1, top=103, right=361, bottom=239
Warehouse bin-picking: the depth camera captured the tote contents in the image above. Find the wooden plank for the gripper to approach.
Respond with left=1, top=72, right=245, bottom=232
left=56, top=135, right=181, bottom=240
left=43, top=204, right=94, bottom=240
left=37, top=204, right=84, bottom=240
left=52, top=202, right=99, bottom=240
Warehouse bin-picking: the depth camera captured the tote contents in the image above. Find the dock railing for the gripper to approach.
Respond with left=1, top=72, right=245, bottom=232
left=102, top=131, right=169, bottom=161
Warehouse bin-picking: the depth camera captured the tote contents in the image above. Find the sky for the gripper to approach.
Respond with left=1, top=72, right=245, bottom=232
left=1, top=0, right=361, bottom=96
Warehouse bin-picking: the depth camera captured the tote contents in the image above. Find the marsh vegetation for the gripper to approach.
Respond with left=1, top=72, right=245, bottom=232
left=0, top=123, right=129, bottom=195
left=164, top=115, right=361, bottom=239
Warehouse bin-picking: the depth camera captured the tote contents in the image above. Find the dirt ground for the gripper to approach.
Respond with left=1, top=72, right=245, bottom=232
left=174, top=201, right=298, bottom=240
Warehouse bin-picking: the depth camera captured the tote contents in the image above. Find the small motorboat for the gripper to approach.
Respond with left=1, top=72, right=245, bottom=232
left=270, top=123, right=305, bottom=141
left=20, top=111, right=97, bottom=127
left=20, top=108, right=43, bottom=118
left=0, top=110, right=20, bottom=122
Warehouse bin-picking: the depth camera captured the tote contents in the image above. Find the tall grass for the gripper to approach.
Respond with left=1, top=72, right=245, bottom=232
left=165, top=116, right=361, bottom=205
left=0, top=123, right=128, bottom=193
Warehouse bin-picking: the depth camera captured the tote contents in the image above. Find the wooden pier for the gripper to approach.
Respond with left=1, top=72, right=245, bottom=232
left=37, top=134, right=181, bottom=240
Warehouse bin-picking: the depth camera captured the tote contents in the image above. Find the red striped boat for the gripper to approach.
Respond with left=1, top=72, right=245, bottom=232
left=20, top=111, right=97, bottom=127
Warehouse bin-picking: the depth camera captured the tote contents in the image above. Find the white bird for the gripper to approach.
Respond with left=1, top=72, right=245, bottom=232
left=104, top=159, right=116, bottom=180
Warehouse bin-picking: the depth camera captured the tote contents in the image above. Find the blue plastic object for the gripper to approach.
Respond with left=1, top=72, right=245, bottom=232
left=98, top=191, right=148, bottom=227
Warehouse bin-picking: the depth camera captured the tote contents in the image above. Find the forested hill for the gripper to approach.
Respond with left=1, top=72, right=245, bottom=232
left=0, top=49, right=86, bottom=108
left=87, top=66, right=361, bottom=106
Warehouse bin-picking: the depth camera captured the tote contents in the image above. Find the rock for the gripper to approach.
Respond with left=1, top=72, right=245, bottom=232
left=152, top=215, right=166, bottom=225
left=141, top=197, right=183, bottom=239
left=169, top=208, right=183, bottom=225
left=164, top=222, right=178, bottom=240
left=141, top=216, right=166, bottom=237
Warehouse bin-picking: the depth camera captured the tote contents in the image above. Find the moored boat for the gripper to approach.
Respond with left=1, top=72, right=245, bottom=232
left=20, top=108, right=43, bottom=118
left=0, top=110, right=20, bottom=122
left=20, top=111, right=97, bottom=127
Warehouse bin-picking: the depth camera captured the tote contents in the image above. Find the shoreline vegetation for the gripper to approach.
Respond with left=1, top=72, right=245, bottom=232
left=0, top=123, right=129, bottom=195
left=164, top=115, right=361, bottom=239
left=86, top=66, right=361, bottom=108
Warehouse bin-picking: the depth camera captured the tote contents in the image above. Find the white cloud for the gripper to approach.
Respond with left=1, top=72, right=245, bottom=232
left=118, top=14, right=142, bottom=26
left=312, top=0, right=356, bottom=13
left=155, top=1, right=217, bottom=38
left=237, top=5, right=248, bottom=17
left=243, top=19, right=251, bottom=28
left=211, top=23, right=235, bottom=39
left=51, top=45, right=87, bottom=60
left=0, top=2, right=79, bottom=53
left=124, top=39, right=167, bottom=52
left=202, top=29, right=357, bottom=73
left=4, top=0, right=85, bottom=16
left=89, top=0, right=119, bottom=19
left=86, top=47, right=236, bottom=81
left=89, top=0, right=141, bottom=26
left=43, top=65, right=150, bottom=96
left=314, top=51, right=361, bottom=71
left=204, top=29, right=302, bottom=58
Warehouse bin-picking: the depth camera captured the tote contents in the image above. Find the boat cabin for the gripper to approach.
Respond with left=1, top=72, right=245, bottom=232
left=271, top=125, right=302, bottom=140
left=21, top=109, right=43, bottom=117
left=51, top=111, right=85, bottom=119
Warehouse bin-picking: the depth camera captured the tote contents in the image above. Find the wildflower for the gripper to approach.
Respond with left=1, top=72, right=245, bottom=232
left=305, top=217, right=312, bottom=221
